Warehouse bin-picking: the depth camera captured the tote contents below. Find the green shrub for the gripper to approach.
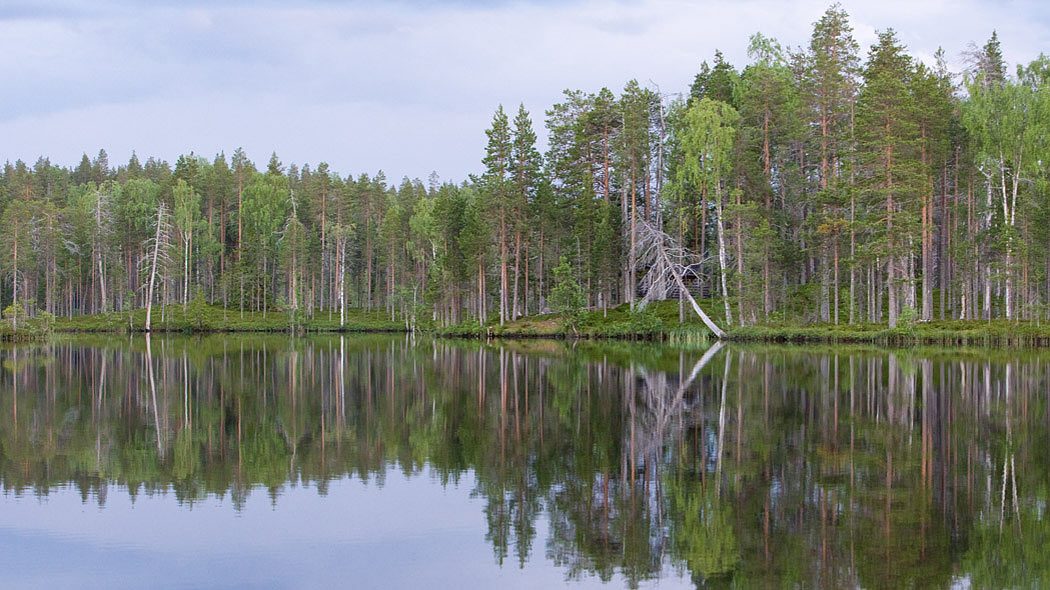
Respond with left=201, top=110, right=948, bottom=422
left=187, top=290, right=213, bottom=332
left=3, top=301, right=25, bottom=329
left=549, top=256, right=585, bottom=333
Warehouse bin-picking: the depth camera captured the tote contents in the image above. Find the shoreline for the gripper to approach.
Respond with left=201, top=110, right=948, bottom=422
left=22, top=303, right=1050, bottom=349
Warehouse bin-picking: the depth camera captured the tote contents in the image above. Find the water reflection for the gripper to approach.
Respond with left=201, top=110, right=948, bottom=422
left=0, top=336, right=1046, bottom=588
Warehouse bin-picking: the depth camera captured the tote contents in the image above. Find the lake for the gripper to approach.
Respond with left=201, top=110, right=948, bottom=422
left=0, top=335, right=1043, bottom=588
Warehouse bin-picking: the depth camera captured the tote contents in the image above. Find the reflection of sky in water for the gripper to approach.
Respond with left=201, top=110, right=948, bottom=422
left=0, top=466, right=692, bottom=589
left=1, top=338, right=1042, bottom=588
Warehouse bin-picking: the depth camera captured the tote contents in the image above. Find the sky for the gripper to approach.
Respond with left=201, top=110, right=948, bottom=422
left=1, top=0, right=1047, bottom=183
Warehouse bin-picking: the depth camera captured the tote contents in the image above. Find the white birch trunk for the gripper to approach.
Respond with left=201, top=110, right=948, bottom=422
left=715, top=194, right=732, bottom=327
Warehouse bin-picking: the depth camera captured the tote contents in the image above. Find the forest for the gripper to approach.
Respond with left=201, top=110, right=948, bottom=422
left=2, top=5, right=1049, bottom=333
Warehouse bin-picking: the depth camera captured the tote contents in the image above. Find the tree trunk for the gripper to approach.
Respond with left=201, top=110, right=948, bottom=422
left=885, top=131, right=897, bottom=329
left=183, top=231, right=191, bottom=310
left=629, top=179, right=637, bottom=309
left=849, top=193, right=856, bottom=324
left=145, top=206, right=165, bottom=332
left=11, top=227, right=18, bottom=329
left=715, top=190, right=732, bottom=327
left=736, top=189, right=744, bottom=324
left=500, top=211, right=508, bottom=326
left=512, top=229, right=521, bottom=320
left=338, top=237, right=346, bottom=327
left=537, top=230, right=545, bottom=313
left=834, top=237, right=840, bottom=325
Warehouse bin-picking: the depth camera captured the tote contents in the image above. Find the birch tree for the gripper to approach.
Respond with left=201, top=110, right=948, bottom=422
left=172, top=179, right=201, bottom=310
left=675, top=98, right=740, bottom=326
left=962, top=52, right=1050, bottom=320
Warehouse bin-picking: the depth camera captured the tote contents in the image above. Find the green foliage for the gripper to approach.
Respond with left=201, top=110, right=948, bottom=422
left=33, top=311, right=56, bottom=335
left=676, top=98, right=739, bottom=194
left=895, top=305, right=918, bottom=332
left=3, top=302, right=25, bottom=329
left=690, top=49, right=738, bottom=106
left=0, top=303, right=56, bottom=340
left=187, top=288, right=211, bottom=332
left=549, top=256, right=584, bottom=332
left=627, top=305, right=663, bottom=333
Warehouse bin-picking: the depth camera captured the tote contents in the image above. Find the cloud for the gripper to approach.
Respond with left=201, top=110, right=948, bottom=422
left=1, top=0, right=1046, bottom=182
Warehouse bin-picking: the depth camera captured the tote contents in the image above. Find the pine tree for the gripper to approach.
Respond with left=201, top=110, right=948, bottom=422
left=0, top=199, right=33, bottom=318
left=510, top=104, right=542, bottom=318
left=231, top=147, right=252, bottom=261
left=208, top=152, right=233, bottom=301
left=807, top=3, right=860, bottom=323
left=72, top=154, right=92, bottom=186
left=619, top=80, right=657, bottom=309
left=482, top=106, right=513, bottom=325
left=738, top=33, right=797, bottom=319
left=690, top=50, right=738, bottom=106
left=910, top=60, right=953, bottom=321
left=856, top=30, right=921, bottom=328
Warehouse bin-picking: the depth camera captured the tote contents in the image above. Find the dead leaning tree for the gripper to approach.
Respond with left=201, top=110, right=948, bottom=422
left=632, top=219, right=726, bottom=338
left=140, top=202, right=174, bottom=332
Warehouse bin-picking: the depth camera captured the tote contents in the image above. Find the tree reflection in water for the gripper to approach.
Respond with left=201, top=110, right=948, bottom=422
left=0, top=335, right=1046, bottom=587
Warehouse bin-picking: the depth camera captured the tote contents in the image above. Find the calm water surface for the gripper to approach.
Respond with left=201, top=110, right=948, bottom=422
left=0, top=335, right=1045, bottom=588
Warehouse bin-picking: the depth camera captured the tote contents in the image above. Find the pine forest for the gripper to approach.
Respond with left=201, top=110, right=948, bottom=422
left=3, top=6, right=1049, bottom=334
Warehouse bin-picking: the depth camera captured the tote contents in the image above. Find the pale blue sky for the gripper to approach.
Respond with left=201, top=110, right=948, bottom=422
left=1, top=0, right=1046, bottom=182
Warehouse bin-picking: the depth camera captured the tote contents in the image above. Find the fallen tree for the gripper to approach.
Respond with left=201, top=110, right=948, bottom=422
left=632, top=219, right=725, bottom=338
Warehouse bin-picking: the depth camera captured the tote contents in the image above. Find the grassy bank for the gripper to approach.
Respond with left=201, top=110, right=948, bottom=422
left=437, top=302, right=1050, bottom=348
left=0, top=327, right=50, bottom=342
left=41, top=300, right=1050, bottom=348
left=53, top=303, right=405, bottom=333
left=50, top=299, right=716, bottom=340
left=431, top=300, right=717, bottom=342
left=0, top=313, right=56, bottom=342
left=725, top=319, right=1050, bottom=347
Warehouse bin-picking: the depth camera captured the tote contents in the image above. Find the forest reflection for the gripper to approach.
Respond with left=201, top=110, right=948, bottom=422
left=0, top=335, right=1046, bottom=588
